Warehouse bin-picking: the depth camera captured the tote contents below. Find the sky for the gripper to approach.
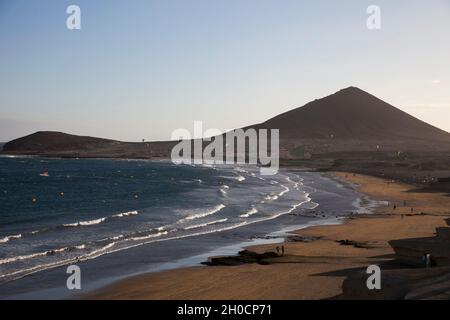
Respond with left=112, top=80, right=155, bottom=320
left=0, top=0, right=449, bottom=142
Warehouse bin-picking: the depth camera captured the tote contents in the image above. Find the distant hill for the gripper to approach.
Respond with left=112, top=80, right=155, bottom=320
left=3, top=87, right=450, bottom=159
left=3, top=131, right=113, bottom=152
left=2, top=131, right=176, bottom=159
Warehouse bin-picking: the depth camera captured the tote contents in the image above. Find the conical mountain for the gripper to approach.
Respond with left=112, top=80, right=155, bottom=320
left=258, top=87, right=450, bottom=142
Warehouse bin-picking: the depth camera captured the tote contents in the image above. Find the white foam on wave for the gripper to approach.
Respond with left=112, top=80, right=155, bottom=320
left=286, top=176, right=302, bottom=190
left=352, top=196, right=385, bottom=214
left=0, top=244, right=86, bottom=265
left=240, top=207, right=258, bottom=218
left=235, top=167, right=248, bottom=174
left=236, top=175, right=246, bottom=182
left=9, top=210, right=141, bottom=241
left=0, top=234, right=22, bottom=244
left=278, top=185, right=290, bottom=197
left=61, top=210, right=140, bottom=228
left=265, top=194, right=279, bottom=201
left=112, top=210, right=139, bottom=218
left=184, top=218, right=228, bottom=230
left=264, top=196, right=312, bottom=220
left=219, top=185, right=229, bottom=195
left=90, top=242, right=115, bottom=254
left=178, top=204, right=226, bottom=223
left=99, top=234, right=125, bottom=242
left=64, top=217, right=106, bottom=227
left=126, top=231, right=169, bottom=242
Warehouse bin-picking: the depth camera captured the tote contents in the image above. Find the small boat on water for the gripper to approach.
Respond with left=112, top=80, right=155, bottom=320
left=40, top=170, right=50, bottom=177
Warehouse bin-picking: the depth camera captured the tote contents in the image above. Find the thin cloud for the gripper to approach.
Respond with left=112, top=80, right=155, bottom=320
left=405, top=103, right=449, bottom=110
left=429, top=79, right=442, bottom=85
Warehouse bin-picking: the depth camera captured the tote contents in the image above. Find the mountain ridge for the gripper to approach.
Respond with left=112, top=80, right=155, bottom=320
left=2, top=87, right=450, bottom=158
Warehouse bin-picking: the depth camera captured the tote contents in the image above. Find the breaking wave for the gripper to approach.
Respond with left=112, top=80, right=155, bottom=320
left=184, top=218, right=228, bottom=230
left=0, top=244, right=86, bottom=265
left=178, top=204, right=226, bottom=223
left=0, top=234, right=22, bottom=244
left=240, top=207, right=258, bottom=218
left=219, top=185, right=229, bottom=195
left=0, top=210, right=140, bottom=243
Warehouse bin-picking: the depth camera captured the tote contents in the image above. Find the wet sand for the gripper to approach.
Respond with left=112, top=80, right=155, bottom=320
left=85, top=173, right=450, bottom=300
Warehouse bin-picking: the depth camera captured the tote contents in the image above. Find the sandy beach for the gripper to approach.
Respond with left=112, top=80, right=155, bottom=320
left=85, top=172, right=450, bottom=300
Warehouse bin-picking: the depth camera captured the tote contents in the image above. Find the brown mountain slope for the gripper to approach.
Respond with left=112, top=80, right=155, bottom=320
left=243, top=87, right=450, bottom=157
left=3, top=131, right=113, bottom=152
left=2, top=131, right=176, bottom=158
left=259, top=87, right=450, bottom=142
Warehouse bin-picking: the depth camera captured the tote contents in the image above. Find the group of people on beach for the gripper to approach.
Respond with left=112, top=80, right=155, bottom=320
left=390, top=200, right=414, bottom=216
left=422, top=253, right=434, bottom=268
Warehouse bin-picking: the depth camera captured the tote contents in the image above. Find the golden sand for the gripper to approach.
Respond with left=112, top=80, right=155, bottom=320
left=86, top=173, right=450, bottom=300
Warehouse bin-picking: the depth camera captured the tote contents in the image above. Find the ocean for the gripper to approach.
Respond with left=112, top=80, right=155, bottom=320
left=0, top=156, right=367, bottom=299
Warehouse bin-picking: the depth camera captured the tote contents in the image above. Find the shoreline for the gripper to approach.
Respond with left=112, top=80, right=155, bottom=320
left=83, top=171, right=450, bottom=300
left=72, top=171, right=362, bottom=299
left=0, top=167, right=360, bottom=300
left=79, top=172, right=369, bottom=300
left=73, top=210, right=350, bottom=300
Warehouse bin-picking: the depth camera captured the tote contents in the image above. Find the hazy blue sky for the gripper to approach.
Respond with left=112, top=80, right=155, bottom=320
left=1, top=0, right=449, bottom=142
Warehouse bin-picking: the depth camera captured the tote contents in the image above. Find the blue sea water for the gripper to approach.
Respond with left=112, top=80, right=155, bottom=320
left=0, top=156, right=366, bottom=299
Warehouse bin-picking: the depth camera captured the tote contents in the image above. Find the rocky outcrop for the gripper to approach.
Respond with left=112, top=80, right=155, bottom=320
left=389, top=218, right=450, bottom=267
left=202, top=250, right=280, bottom=266
left=340, top=266, right=450, bottom=300
left=340, top=218, right=450, bottom=299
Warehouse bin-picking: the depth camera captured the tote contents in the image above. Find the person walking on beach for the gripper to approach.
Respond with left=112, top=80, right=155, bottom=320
left=422, top=253, right=432, bottom=268
left=422, top=253, right=427, bottom=267
left=426, top=254, right=432, bottom=268
left=281, top=245, right=285, bottom=256
left=276, top=246, right=281, bottom=256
